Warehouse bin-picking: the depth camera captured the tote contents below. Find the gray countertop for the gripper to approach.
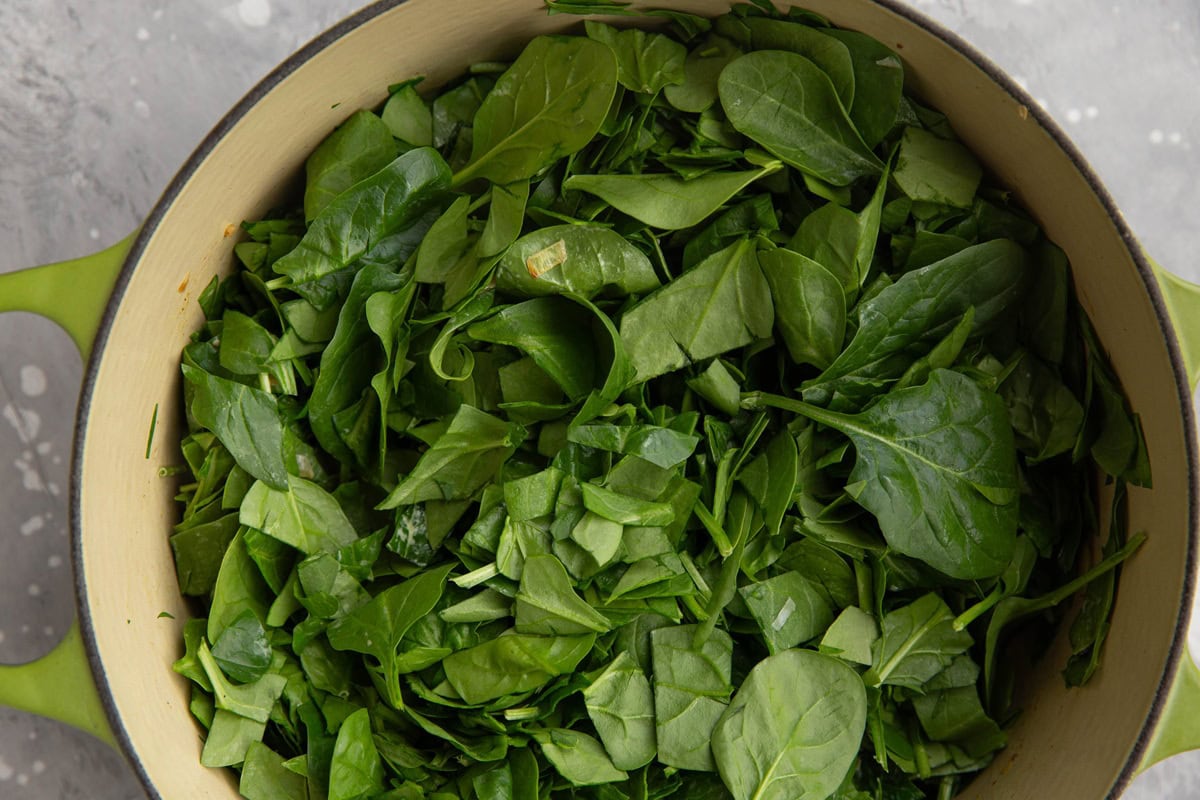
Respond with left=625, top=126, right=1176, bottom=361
left=1, top=1, right=1197, bottom=797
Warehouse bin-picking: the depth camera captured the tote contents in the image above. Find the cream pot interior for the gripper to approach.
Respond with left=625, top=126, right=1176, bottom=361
left=76, top=0, right=1197, bottom=797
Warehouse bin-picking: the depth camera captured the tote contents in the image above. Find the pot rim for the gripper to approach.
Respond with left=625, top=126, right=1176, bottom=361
left=67, top=1, right=1200, bottom=797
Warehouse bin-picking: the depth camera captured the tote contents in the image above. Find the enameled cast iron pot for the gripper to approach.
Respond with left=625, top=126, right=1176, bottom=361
left=4, top=1, right=1200, bottom=797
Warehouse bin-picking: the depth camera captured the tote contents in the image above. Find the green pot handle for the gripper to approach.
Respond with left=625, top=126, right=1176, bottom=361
left=0, top=235, right=132, bottom=359
left=1153, top=259, right=1200, bottom=392
left=0, top=235, right=134, bottom=745
left=1140, top=261, right=1200, bottom=771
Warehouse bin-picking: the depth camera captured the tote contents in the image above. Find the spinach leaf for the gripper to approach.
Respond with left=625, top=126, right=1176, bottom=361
left=207, top=531, right=273, bottom=645
left=619, top=238, right=773, bottom=381
left=442, top=632, right=595, bottom=704
left=652, top=624, right=732, bottom=771
left=758, top=246, right=845, bottom=369
left=713, top=650, right=866, bottom=800
left=182, top=365, right=288, bottom=490
left=211, top=610, right=272, bottom=684
left=664, top=34, right=742, bottom=113
left=455, top=36, right=618, bottom=186
left=565, top=162, right=781, bottom=230
left=739, top=572, right=834, bottom=653
left=748, top=370, right=1020, bottom=579
left=326, top=563, right=455, bottom=707
left=802, top=239, right=1029, bottom=409
left=893, top=126, right=982, bottom=209
left=732, top=16, right=856, bottom=109
left=239, top=475, right=359, bottom=555
left=273, top=147, right=451, bottom=287
left=469, top=297, right=598, bottom=400
left=381, top=83, right=433, bottom=147
left=239, top=742, right=308, bottom=800
left=378, top=405, right=526, bottom=508
left=328, top=708, right=384, bottom=800
left=308, top=264, right=409, bottom=468
left=304, top=110, right=400, bottom=222
left=583, top=651, right=657, bottom=769
left=581, top=483, right=675, bottom=526
left=532, top=728, right=629, bottom=785
left=820, top=28, right=904, bottom=147
left=585, top=21, right=687, bottom=94
left=864, top=594, right=973, bottom=690
left=515, top=554, right=613, bottom=635
left=820, top=606, right=879, bottom=666
left=497, top=224, right=660, bottom=299
left=719, top=50, right=882, bottom=185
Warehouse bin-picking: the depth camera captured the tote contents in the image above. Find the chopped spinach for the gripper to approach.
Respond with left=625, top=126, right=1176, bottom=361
left=171, top=5, right=1149, bottom=799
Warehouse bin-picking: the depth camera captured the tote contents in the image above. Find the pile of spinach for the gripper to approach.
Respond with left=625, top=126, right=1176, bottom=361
left=168, top=3, right=1151, bottom=799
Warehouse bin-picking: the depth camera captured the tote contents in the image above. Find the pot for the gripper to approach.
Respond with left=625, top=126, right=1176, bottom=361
left=1, top=0, right=1199, bottom=797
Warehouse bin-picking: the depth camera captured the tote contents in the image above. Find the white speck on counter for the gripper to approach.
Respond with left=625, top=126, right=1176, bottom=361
left=3, top=403, right=41, bottom=443
left=129, top=76, right=139, bottom=87
left=136, top=26, right=150, bottom=41
left=153, top=8, right=164, bottom=20
left=47, top=482, right=60, bottom=496
left=20, top=516, right=44, bottom=536
left=14, top=458, right=43, bottom=491
left=1066, top=108, right=1082, bottom=123
left=1169, top=131, right=1183, bottom=144
left=89, top=227, right=100, bottom=239
left=238, top=0, right=271, bottom=27
left=47, top=555, right=63, bottom=568
left=36, top=441, right=51, bottom=455
left=0, top=630, right=5, bottom=644
left=19, top=365, right=46, bottom=397
left=16, top=774, right=28, bottom=787
left=134, top=99, right=151, bottom=118
left=28, top=584, right=41, bottom=597
left=43, top=626, right=54, bottom=637
left=1086, top=105, right=1099, bottom=119
left=31, top=761, right=45, bottom=775
left=1150, top=128, right=1165, bottom=144
left=0, top=758, right=11, bottom=781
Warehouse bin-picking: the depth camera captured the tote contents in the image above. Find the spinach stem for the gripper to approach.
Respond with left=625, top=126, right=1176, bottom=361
left=145, top=403, right=159, bottom=460
left=681, top=593, right=709, bottom=623
left=678, top=551, right=713, bottom=600
left=694, top=501, right=733, bottom=556
left=503, top=706, right=539, bottom=721
left=938, top=777, right=957, bottom=800
left=908, top=717, right=932, bottom=779
left=740, top=391, right=847, bottom=430
left=854, top=560, right=874, bottom=613
left=453, top=563, right=499, bottom=589
left=263, top=276, right=290, bottom=291
left=954, top=586, right=1004, bottom=631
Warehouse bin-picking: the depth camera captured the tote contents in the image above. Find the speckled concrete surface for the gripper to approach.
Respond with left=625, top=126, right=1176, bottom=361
left=0, top=0, right=1197, bottom=797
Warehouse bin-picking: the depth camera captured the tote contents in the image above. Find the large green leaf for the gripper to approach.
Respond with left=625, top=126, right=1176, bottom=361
left=455, top=36, right=618, bottom=185
left=712, top=650, right=866, bottom=800
left=719, top=50, right=882, bottom=186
